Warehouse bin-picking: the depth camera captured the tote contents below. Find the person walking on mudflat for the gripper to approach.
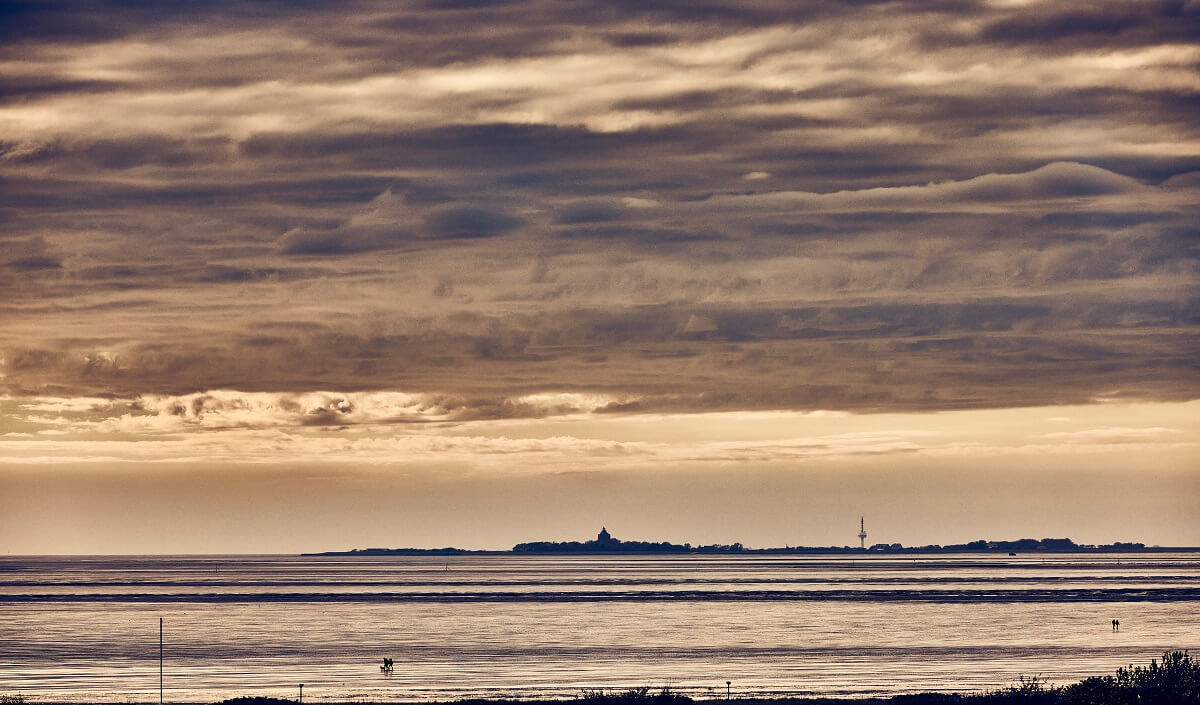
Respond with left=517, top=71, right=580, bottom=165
left=1112, top=619, right=1120, bottom=631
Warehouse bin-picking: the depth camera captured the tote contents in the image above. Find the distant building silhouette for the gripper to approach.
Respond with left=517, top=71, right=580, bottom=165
left=597, top=527, right=615, bottom=546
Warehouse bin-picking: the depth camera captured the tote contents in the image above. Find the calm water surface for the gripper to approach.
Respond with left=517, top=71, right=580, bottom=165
left=2, top=553, right=1198, bottom=702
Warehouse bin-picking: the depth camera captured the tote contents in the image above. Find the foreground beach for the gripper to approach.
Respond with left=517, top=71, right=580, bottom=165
left=8, top=651, right=1197, bottom=705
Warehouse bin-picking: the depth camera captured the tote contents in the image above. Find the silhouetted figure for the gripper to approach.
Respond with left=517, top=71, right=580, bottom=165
left=381, top=657, right=394, bottom=673
left=1112, top=619, right=1120, bottom=631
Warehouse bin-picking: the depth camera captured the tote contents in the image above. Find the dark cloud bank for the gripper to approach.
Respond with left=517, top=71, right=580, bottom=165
left=2, top=0, right=1198, bottom=416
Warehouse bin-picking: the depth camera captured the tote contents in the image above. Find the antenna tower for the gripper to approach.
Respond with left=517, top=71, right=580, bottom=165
left=858, top=516, right=867, bottom=549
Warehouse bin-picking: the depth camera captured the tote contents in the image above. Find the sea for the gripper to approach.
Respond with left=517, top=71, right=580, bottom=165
left=2, top=552, right=1199, bottom=703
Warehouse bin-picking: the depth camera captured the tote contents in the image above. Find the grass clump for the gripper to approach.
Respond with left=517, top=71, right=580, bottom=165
left=578, top=686, right=692, bottom=703
left=986, top=674, right=1058, bottom=703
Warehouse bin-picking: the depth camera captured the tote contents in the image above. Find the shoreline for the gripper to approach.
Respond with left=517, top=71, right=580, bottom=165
left=11, top=652, right=1200, bottom=705
left=0, top=696, right=1074, bottom=705
left=2, top=695, right=1003, bottom=700
left=303, top=547, right=1200, bottom=557
left=3, top=700, right=1003, bottom=705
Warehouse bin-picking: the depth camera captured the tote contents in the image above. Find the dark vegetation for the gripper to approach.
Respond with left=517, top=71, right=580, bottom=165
left=1028, top=650, right=1199, bottom=704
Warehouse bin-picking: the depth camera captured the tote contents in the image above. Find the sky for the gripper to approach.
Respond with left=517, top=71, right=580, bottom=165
left=1, top=0, right=1198, bottom=554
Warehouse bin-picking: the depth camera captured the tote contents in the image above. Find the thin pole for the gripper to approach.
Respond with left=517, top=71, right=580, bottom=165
left=159, top=618, right=163, bottom=705
left=726, top=681, right=731, bottom=700
left=299, top=684, right=304, bottom=704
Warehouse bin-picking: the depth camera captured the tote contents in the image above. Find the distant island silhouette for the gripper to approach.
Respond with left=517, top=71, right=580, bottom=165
left=512, top=527, right=744, bottom=554
left=305, top=528, right=1195, bottom=556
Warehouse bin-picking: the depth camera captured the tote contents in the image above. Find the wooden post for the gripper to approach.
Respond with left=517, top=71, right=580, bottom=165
left=159, top=618, right=163, bottom=705
left=299, top=684, right=304, bottom=704
left=726, top=681, right=730, bottom=700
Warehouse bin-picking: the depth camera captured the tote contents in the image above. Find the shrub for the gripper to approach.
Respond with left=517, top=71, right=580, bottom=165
left=1060, top=651, right=1199, bottom=705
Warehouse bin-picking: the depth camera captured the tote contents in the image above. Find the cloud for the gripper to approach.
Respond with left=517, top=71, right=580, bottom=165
left=0, top=0, right=1196, bottom=419
left=10, top=395, right=119, bottom=414
left=6, top=255, right=62, bottom=271
left=278, top=224, right=414, bottom=255
left=949, top=162, right=1145, bottom=200
left=977, top=3, right=1200, bottom=48
left=424, top=205, right=523, bottom=239
left=554, top=199, right=632, bottom=224
left=3, top=236, right=62, bottom=271
left=1038, top=426, right=1184, bottom=443
left=2, top=389, right=650, bottom=437
left=277, top=188, right=527, bottom=254
left=5, top=396, right=1196, bottom=472
left=704, top=162, right=1157, bottom=215
left=4, top=135, right=231, bottom=170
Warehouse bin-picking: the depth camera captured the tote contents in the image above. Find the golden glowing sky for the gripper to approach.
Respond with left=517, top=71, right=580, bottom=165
left=1, top=0, right=1198, bottom=553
